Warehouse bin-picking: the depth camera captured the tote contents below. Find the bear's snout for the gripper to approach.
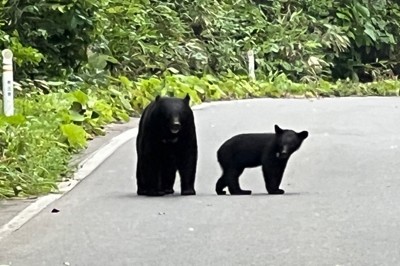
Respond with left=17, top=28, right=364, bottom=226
left=170, top=121, right=181, bottom=134
left=279, top=151, right=289, bottom=159
left=276, top=146, right=290, bottom=159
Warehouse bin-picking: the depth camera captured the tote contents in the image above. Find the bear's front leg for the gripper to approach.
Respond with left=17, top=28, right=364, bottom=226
left=177, top=148, right=197, bottom=196
left=146, top=175, right=165, bottom=196
left=161, top=156, right=177, bottom=195
left=143, top=155, right=165, bottom=197
left=136, top=157, right=147, bottom=195
left=136, top=139, right=148, bottom=195
left=262, top=163, right=286, bottom=195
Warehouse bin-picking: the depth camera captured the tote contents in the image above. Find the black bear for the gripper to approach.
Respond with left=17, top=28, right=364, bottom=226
left=215, top=125, right=308, bottom=195
left=136, top=94, right=198, bottom=196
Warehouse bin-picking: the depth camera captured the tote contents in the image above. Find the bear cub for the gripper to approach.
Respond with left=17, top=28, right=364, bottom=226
left=216, top=125, right=308, bottom=195
left=136, top=94, right=198, bottom=196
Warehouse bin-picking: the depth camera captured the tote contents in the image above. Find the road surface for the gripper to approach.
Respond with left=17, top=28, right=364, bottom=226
left=0, top=97, right=399, bottom=266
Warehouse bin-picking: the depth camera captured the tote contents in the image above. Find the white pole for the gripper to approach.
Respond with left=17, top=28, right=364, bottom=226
left=2, top=49, right=14, bottom=116
left=247, top=49, right=255, bottom=81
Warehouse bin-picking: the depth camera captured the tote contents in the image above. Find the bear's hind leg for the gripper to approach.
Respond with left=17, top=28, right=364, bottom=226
left=215, top=176, right=227, bottom=195
left=225, top=168, right=251, bottom=195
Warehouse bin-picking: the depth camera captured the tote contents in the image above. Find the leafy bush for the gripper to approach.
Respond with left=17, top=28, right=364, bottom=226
left=0, top=0, right=97, bottom=79
left=0, top=80, right=132, bottom=198
left=86, top=0, right=400, bottom=82
left=2, top=0, right=400, bottom=83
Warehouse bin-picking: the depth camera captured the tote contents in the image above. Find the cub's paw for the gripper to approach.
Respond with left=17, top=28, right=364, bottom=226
left=268, top=189, right=285, bottom=195
left=181, top=189, right=196, bottom=196
left=215, top=178, right=227, bottom=195
left=230, top=189, right=252, bottom=195
left=216, top=190, right=227, bottom=195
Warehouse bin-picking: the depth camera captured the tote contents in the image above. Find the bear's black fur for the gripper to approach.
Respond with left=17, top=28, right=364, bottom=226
left=136, top=94, right=198, bottom=196
left=215, top=125, right=308, bottom=195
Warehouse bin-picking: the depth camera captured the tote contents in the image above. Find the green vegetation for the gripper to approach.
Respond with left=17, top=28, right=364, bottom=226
left=0, top=0, right=399, bottom=198
left=2, top=0, right=400, bottom=82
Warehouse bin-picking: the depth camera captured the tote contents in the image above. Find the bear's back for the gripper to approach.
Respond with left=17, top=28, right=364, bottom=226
left=218, top=133, right=276, bottom=168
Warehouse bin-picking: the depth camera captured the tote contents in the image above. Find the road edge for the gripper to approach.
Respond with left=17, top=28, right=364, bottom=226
left=0, top=127, right=138, bottom=241
left=0, top=99, right=251, bottom=240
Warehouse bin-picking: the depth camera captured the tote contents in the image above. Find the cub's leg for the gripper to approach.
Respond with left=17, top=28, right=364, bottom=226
left=215, top=175, right=228, bottom=195
left=224, top=168, right=251, bottom=195
left=262, top=161, right=287, bottom=194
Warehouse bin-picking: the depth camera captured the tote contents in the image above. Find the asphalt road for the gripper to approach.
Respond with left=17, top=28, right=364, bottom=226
left=1, top=97, right=399, bottom=266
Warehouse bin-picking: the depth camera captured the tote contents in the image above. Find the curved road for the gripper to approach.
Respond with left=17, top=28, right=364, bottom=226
left=1, top=97, right=399, bottom=266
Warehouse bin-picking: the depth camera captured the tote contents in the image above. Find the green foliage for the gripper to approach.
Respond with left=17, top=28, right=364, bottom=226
left=0, top=0, right=399, bottom=82
left=82, top=0, right=400, bottom=82
left=0, top=112, right=69, bottom=196
left=132, top=73, right=400, bottom=100
left=0, top=0, right=97, bottom=79
left=0, top=82, right=135, bottom=198
left=61, top=124, right=88, bottom=149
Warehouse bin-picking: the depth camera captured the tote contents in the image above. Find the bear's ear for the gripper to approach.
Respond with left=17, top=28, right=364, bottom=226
left=274, top=125, right=284, bottom=134
left=155, top=95, right=160, bottom=102
left=183, top=93, right=190, bottom=104
left=297, top=131, right=309, bottom=140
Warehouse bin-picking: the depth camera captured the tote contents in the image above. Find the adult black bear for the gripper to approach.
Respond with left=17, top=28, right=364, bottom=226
left=215, top=125, right=308, bottom=195
left=136, top=94, right=198, bottom=196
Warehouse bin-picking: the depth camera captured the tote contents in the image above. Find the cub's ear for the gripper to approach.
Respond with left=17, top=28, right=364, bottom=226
left=297, top=131, right=309, bottom=140
left=183, top=93, right=190, bottom=104
left=274, top=124, right=284, bottom=134
left=155, top=95, right=160, bottom=101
